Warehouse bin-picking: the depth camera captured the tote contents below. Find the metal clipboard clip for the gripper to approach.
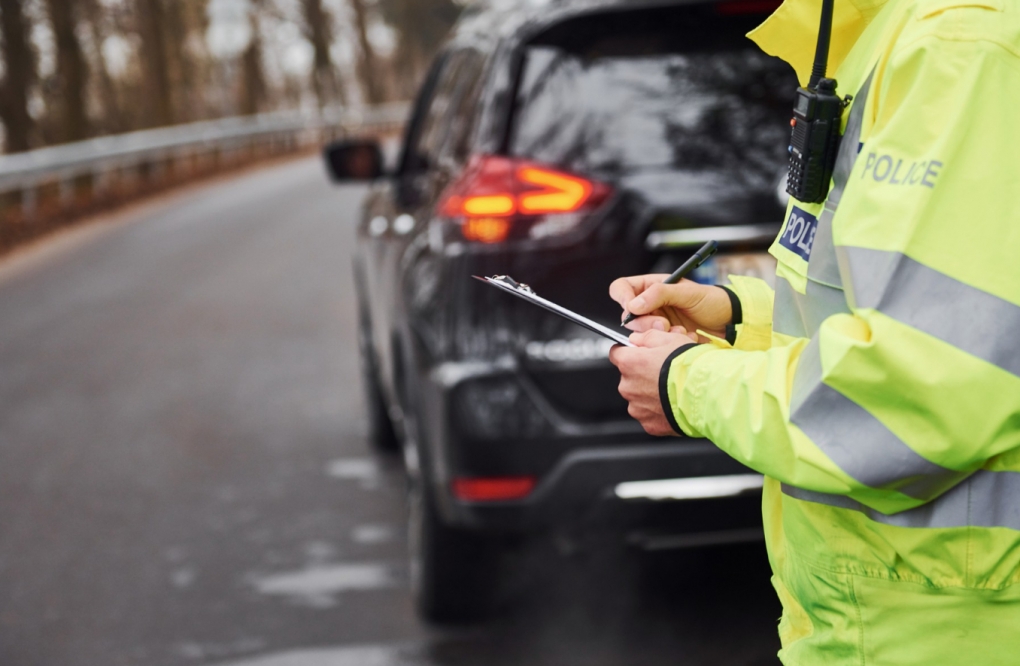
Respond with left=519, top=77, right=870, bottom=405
left=473, top=275, right=633, bottom=347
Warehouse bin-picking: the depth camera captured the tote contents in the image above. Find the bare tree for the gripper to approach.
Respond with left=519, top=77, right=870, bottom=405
left=3, top=0, right=409, bottom=154
left=46, top=0, right=90, bottom=143
left=348, top=0, right=382, bottom=105
left=300, top=0, right=344, bottom=108
left=0, top=0, right=37, bottom=152
left=163, top=0, right=213, bottom=123
left=134, top=0, right=174, bottom=128
left=80, top=0, right=126, bottom=134
left=378, top=0, right=460, bottom=97
left=239, top=1, right=267, bottom=115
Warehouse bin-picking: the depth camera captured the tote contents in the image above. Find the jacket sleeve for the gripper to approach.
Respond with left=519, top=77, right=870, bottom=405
left=723, top=275, right=777, bottom=352
left=665, top=28, right=1020, bottom=515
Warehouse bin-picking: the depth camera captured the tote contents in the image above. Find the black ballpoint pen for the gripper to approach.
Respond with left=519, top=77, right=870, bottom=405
left=621, top=240, right=720, bottom=327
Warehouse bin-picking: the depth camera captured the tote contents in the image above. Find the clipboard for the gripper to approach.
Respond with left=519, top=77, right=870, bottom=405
left=473, top=275, right=633, bottom=347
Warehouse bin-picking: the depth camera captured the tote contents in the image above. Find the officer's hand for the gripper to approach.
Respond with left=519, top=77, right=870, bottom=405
left=609, top=275, right=732, bottom=341
left=609, top=328, right=697, bottom=437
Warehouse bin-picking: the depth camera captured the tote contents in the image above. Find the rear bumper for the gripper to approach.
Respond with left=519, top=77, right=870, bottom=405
left=416, top=357, right=763, bottom=538
left=436, top=439, right=763, bottom=535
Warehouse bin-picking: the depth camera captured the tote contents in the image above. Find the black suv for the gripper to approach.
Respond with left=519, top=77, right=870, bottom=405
left=325, top=0, right=796, bottom=622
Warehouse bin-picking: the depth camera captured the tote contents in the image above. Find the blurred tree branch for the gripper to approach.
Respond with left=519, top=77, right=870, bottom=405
left=134, top=0, right=174, bottom=128
left=45, top=0, right=90, bottom=143
left=0, top=0, right=37, bottom=152
left=1, top=0, right=429, bottom=154
left=240, top=0, right=268, bottom=115
left=81, top=0, right=125, bottom=134
left=377, top=0, right=460, bottom=98
left=349, top=0, right=383, bottom=105
left=300, top=0, right=345, bottom=108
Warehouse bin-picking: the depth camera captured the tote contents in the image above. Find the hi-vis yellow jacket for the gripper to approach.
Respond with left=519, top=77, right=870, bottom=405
left=661, top=0, right=1020, bottom=663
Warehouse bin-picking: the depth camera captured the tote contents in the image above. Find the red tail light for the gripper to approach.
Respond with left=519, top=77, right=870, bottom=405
left=438, top=156, right=611, bottom=243
left=451, top=476, right=537, bottom=502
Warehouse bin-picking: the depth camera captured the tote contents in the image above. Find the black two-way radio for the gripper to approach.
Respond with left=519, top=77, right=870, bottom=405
left=786, top=0, right=847, bottom=204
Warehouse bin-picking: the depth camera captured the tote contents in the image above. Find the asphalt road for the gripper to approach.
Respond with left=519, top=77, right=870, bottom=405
left=0, top=157, right=782, bottom=666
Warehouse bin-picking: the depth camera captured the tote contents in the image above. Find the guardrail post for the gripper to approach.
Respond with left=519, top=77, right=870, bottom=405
left=59, top=178, right=74, bottom=208
left=93, top=169, right=109, bottom=202
left=22, top=186, right=37, bottom=220
left=149, top=159, right=164, bottom=186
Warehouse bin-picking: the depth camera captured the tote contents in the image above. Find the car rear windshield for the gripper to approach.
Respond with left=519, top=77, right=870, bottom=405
left=508, top=3, right=798, bottom=187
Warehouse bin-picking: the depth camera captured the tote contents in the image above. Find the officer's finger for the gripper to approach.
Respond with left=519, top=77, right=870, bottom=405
left=609, top=274, right=671, bottom=308
left=630, top=329, right=691, bottom=349
left=626, top=280, right=704, bottom=316
left=624, top=315, right=671, bottom=333
left=608, top=344, right=629, bottom=368
left=608, top=278, right=636, bottom=308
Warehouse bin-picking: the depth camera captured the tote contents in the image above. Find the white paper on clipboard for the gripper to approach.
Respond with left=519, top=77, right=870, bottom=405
left=473, top=275, right=633, bottom=347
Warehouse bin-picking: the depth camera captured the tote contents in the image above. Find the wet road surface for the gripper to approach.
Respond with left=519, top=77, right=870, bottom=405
left=0, top=158, right=782, bottom=666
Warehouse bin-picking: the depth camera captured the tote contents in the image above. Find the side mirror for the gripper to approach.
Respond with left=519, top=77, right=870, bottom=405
left=323, top=139, right=385, bottom=182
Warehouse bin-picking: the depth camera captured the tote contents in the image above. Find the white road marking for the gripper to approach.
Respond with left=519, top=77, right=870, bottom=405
left=325, top=458, right=379, bottom=481
left=250, top=563, right=398, bottom=607
left=205, top=643, right=415, bottom=666
left=177, top=637, right=267, bottom=661
left=171, top=567, right=197, bottom=589
left=351, top=525, right=396, bottom=545
left=302, top=540, right=337, bottom=563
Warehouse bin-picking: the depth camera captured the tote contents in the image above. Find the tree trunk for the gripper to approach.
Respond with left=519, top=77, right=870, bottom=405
left=135, top=0, right=174, bottom=128
left=0, top=0, right=37, bottom=152
left=378, top=0, right=460, bottom=98
left=348, top=0, right=383, bottom=105
left=239, top=6, right=267, bottom=116
left=81, top=0, right=124, bottom=134
left=46, top=0, right=90, bottom=143
left=162, top=0, right=206, bottom=123
left=301, top=0, right=344, bottom=108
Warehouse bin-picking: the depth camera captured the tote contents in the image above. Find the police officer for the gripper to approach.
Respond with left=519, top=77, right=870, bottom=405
left=608, top=0, right=1020, bottom=663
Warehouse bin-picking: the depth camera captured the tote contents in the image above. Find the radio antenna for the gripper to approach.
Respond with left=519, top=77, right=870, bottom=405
left=808, top=0, right=835, bottom=88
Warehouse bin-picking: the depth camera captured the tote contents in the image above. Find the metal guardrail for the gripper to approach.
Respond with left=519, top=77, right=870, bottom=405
left=0, top=103, right=409, bottom=217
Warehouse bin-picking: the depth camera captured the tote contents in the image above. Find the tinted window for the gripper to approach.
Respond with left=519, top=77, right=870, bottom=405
left=412, top=48, right=488, bottom=172
left=400, top=55, right=448, bottom=175
left=447, top=49, right=487, bottom=164
left=509, top=5, right=797, bottom=189
left=413, top=52, right=465, bottom=172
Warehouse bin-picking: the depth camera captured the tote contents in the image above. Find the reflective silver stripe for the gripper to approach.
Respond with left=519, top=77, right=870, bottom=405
left=805, top=73, right=873, bottom=289
left=789, top=336, right=822, bottom=413
left=804, top=279, right=852, bottom=330
left=970, top=470, right=1020, bottom=529
left=782, top=470, right=1020, bottom=531
left=790, top=338, right=968, bottom=500
left=806, top=213, right=842, bottom=287
left=773, top=278, right=808, bottom=337
left=827, top=73, right=872, bottom=211
left=773, top=74, right=872, bottom=338
left=782, top=71, right=976, bottom=501
left=774, top=278, right=852, bottom=338
left=839, top=246, right=1020, bottom=378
